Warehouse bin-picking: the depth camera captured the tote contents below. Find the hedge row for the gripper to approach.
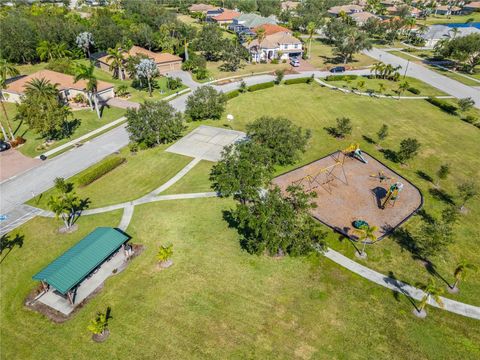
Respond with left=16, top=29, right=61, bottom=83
left=407, top=87, right=420, bottom=95
left=284, top=77, right=313, bottom=85
left=248, top=81, right=275, bottom=92
left=426, top=97, right=457, bottom=114
left=325, top=74, right=358, bottom=81
left=77, top=156, right=126, bottom=187
left=226, top=89, right=240, bottom=99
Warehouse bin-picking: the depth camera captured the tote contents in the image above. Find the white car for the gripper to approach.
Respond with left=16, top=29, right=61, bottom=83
left=290, top=58, right=300, bottom=67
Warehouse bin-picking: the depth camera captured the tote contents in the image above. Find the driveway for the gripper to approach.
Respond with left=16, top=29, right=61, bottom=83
left=0, top=149, right=41, bottom=183
left=365, top=48, right=480, bottom=108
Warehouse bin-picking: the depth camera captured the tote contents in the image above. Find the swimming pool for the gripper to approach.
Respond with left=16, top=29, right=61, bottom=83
left=445, top=22, right=480, bottom=29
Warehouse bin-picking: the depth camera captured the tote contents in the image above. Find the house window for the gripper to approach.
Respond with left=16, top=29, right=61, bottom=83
left=294, top=44, right=298, bottom=49
left=283, top=44, right=288, bottom=49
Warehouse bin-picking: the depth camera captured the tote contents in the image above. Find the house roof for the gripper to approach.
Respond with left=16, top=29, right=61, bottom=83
left=235, top=13, right=277, bottom=28
left=212, top=9, right=240, bottom=22
left=328, top=4, right=364, bottom=15
left=464, top=1, right=480, bottom=9
left=421, top=24, right=480, bottom=40
left=281, top=1, right=299, bottom=10
left=32, top=228, right=129, bottom=295
left=98, top=45, right=182, bottom=66
left=436, top=5, right=462, bottom=11
left=349, top=11, right=379, bottom=23
left=252, top=23, right=290, bottom=35
left=246, top=31, right=301, bottom=49
left=5, top=69, right=114, bottom=95
left=188, top=3, right=219, bottom=12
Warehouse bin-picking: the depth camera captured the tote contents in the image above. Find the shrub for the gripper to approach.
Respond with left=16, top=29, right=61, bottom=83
left=426, top=97, right=457, bottom=114
left=226, top=89, right=240, bottom=100
left=274, top=69, right=284, bottom=84
left=407, top=87, right=420, bottom=95
left=77, top=156, right=126, bottom=187
left=271, top=59, right=279, bottom=64
left=247, top=81, right=275, bottom=92
left=116, top=84, right=129, bottom=97
left=284, top=77, right=311, bottom=85
left=325, top=75, right=358, bottom=81
left=185, top=86, right=227, bottom=121
left=462, top=115, right=478, bottom=124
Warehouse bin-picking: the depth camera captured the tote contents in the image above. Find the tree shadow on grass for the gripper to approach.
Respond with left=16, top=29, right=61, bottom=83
left=416, top=170, right=433, bottom=183
left=0, top=233, right=25, bottom=264
left=416, top=209, right=435, bottom=224
left=362, top=135, right=376, bottom=144
left=379, top=148, right=399, bottom=163
left=384, top=271, right=419, bottom=311
left=428, top=188, right=455, bottom=205
left=390, top=228, right=420, bottom=259
left=424, top=261, right=452, bottom=288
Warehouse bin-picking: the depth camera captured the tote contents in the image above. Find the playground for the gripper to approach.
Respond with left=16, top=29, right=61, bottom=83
left=273, top=148, right=423, bottom=240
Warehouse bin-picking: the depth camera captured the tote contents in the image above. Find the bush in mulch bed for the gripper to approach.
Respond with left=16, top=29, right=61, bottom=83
left=77, top=156, right=126, bottom=187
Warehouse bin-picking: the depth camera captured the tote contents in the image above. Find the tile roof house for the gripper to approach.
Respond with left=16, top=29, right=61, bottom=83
left=463, top=1, right=480, bottom=13
left=281, top=1, right=300, bottom=11
left=3, top=69, right=115, bottom=104
left=188, top=3, right=219, bottom=13
left=349, top=11, right=380, bottom=25
left=210, top=9, right=241, bottom=25
left=435, top=5, right=462, bottom=15
left=328, top=4, right=364, bottom=16
left=228, top=13, right=277, bottom=34
left=96, top=45, right=182, bottom=77
left=252, top=23, right=291, bottom=36
left=244, top=31, right=303, bottom=62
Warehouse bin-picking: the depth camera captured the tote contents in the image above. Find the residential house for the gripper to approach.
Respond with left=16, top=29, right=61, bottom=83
left=96, top=45, right=182, bottom=78
left=435, top=5, right=462, bottom=15
left=188, top=3, right=219, bottom=14
left=228, top=13, right=277, bottom=34
left=421, top=24, right=480, bottom=47
left=281, top=1, right=300, bottom=11
left=328, top=4, right=364, bottom=16
left=463, top=1, right=480, bottom=13
left=3, top=69, right=115, bottom=104
left=244, top=31, right=303, bottom=62
left=253, top=24, right=291, bottom=36
left=210, top=9, right=241, bottom=25
left=349, top=11, right=380, bottom=25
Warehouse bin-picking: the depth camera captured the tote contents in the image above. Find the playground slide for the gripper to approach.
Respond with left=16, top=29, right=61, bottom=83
left=354, top=149, right=368, bottom=164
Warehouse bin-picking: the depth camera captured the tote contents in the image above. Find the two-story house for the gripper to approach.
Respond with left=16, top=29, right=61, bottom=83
left=244, top=31, right=303, bottom=63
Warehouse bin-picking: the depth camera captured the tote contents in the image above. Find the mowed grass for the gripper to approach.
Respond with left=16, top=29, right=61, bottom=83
left=1, top=104, right=126, bottom=157
left=219, top=83, right=480, bottom=304
left=162, top=160, right=214, bottom=195
left=308, top=39, right=376, bottom=70
left=28, top=145, right=193, bottom=209
left=325, top=75, right=447, bottom=97
left=1, top=199, right=479, bottom=359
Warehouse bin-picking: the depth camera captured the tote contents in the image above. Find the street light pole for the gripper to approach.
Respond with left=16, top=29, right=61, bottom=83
left=403, top=59, right=410, bottom=79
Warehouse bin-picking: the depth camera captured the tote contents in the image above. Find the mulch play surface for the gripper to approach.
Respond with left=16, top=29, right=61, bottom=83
left=273, top=151, right=423, bottom=240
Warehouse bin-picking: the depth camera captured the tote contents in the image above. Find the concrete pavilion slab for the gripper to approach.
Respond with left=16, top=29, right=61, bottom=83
left=166, top=125, right=246, bottom=161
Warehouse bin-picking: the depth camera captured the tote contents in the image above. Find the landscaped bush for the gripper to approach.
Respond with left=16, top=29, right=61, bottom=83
left=284, top=77, right=312, bottom=85
left=407, top=87, right=420, bottom=95
left=247, top=81, right=275, bottom=92
left=77, top=156, right=126, bottom=187
left=325, top=75, right=358, bottom=81
left=426, top=97, right=458, bottom=114
left=462, top=115, right=479, bottom=125
left=226, top=89, right=240, bottom=100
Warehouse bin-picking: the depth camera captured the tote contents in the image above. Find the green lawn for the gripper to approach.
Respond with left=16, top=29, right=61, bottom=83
left=1, top=199, right=479, bottom=359
left=206, top=61, right=293, bottom=81
left=308, top=39, right=376, bottom=70
left=423, top=12, right=480, bottom=25
left=28, top=146, right=193, bottom=209
left=0, top=102, right=125, bottom=157
left=162, top=160, right=214, bottom=195
left=324, top=76, right=447, bottom=97
left=219, top=83, right=480, bottom=305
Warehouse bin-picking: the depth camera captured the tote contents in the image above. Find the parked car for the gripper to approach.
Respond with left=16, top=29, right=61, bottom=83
left=290, top=57, right=300, bottom=67
left=0, top=140, right=10, bottom=152
left=330, top=66, right=346, bottom=73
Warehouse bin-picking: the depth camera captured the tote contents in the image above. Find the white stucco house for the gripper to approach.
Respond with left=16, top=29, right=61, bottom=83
left=244, top=32, right=303, bottom=62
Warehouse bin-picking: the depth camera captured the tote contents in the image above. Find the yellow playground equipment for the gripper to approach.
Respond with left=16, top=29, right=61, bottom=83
left=292, top=153, right=348, bottom=193
left=381, top=182, right=404, bottom=209
left=343, top=144, right=368, bottom=164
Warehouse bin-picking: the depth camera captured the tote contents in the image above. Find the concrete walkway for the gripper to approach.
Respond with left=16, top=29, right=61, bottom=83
left=324, top=249, right=480, bottom=320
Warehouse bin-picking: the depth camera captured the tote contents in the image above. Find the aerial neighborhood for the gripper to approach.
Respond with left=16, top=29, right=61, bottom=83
left=0, top=0, right=479, bottom=359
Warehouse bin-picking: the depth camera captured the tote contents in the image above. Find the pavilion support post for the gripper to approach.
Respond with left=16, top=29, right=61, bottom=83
left=67, top=291, right=74, bottom=305
left=41, top=281, right=49, bottom=292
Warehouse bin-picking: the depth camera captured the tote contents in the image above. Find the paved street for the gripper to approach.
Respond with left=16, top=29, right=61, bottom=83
left=365, top=48, right=480, bottom=108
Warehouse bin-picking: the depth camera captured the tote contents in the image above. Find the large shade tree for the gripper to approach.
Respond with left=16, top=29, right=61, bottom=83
left=135, top=58, right=159, bottom=97
left=185, top=85, right=227, bottom=121
left=435, top=33, right=480, bottom=73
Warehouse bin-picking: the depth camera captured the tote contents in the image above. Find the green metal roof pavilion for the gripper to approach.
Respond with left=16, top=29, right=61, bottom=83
left=33, top=227, right=129, bottom=295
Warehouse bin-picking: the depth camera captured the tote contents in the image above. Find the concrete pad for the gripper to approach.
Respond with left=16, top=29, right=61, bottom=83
left=35, top=250, right=128, bottom=315
left=166, top=125, right=246, bottom=161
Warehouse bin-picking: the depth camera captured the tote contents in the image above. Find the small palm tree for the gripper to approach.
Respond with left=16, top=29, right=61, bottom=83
left=52, top=42, right=72, bottom=59
left=36, top=40, right=56, bottom=62
left=106, top=46, right=127, bottom=80
left=256, top=27, right=266, bottom=62
left=353, top=224, right=378, bottom=259
left=0, top=59, right=19, bottom=141
left=450, top=260, right=478, bottom=293
left=24, top=78, right=60, bottom=99
left=74, top=63, right=100, bottom=118
left=415, top=278, right=444, bottom=318
left=397, top=80, right=410, bottom=99
left=378, top=83, right=386, bottom=94
left=306, top=21, right=317, bottom=59
left=157, top=244, right=173, bottom=268
left=87, top=307, right=112, bottom=341
left=371, top=62, right=385, bottom=78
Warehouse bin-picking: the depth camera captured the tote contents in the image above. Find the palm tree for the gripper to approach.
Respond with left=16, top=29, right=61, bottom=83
left=74, top=63, right=100, bottom=118
left=256, top=27, right=266, bottom=62
left=106, top=46, right=127, bottom=80
left=306, top=21, right=317, bottom=59
left=371, top=62, right=385, bottom=78
left=51, top=42, right=72, bottom=59
left=0, top=59, right=19, bottom=141
left=36, top=40, right=56, bottom=62
left=415, top=278, right=444, bottom=318
left=24, top=78, right=59, bottom=99
left=397, top=80, right=410, bottom=98
left=449, top=260, right=478, bottom=293
left=353, top=224, right=378, bottom=259
left=449, top=27, right=460, bottom=39
left=378, top=83, right=386, bottom=94
left=157, top=244, right=173, bottom=268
